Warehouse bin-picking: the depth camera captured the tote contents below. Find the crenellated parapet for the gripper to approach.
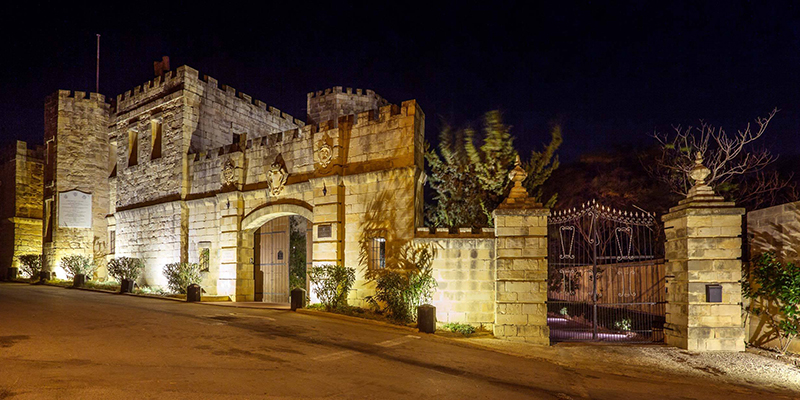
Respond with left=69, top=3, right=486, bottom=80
left=307, top=85, right=390, bottom=125
left=114, top=66, right=303, bottom=128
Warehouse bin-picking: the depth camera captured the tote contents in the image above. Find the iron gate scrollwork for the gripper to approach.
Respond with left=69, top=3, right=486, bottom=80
left=547, top=200, right=666, bottom=343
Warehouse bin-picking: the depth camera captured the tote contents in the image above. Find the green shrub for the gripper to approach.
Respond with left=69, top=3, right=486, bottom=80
left=309, top=264, right=355, bottom=310
left=614, top=318, right=632, bottom=331
left=366, top=265, right=437, bottom=323
left=163, top=262, right=202, bottom=294
left=61, top=255, right=96, bottom=279
left=18, top=254, right=42, bottom=279
left=744, top=251, right=800, bottom=353
left=107, top=257, right=144, bottom=281
left=559, top=307, right=569, bottom=317
left=443, top=322, right=476, bottom=336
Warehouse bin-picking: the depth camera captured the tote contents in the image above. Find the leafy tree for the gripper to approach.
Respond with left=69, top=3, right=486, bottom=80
left=744, top=251, right=800, bottom=354
left=426, top=111, right=561, bottom=228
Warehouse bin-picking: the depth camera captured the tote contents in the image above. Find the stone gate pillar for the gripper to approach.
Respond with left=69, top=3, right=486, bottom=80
left=663, top=153, right=745, bottom=351
left=492, top=158, right=550, bottom=345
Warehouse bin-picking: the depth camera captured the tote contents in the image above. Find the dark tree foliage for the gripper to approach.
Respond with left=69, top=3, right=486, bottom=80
left=426, top=111, right=561, bottom=228
left=288, top=216, right=307, bottom=290
left=543, top=146, right=678, bottom=214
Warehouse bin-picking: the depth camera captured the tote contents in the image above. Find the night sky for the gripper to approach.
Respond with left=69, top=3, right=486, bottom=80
left=2, top=1, right=799, bottom=162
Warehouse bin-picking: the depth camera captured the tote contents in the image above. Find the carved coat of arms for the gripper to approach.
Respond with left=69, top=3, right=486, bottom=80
left=317, top=143, right=333, bottom=169
left=221, top=158, right=236, bottom=186
left=267, top=160, right=288, bottom=195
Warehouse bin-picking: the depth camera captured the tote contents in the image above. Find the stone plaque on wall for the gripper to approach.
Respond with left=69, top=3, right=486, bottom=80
left=58, top=190, right=92, bottom=228
left=318, top=224, right=332, bottom=238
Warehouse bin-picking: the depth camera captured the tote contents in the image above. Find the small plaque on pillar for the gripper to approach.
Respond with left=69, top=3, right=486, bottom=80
left=318, top=224, right=332, bottom=238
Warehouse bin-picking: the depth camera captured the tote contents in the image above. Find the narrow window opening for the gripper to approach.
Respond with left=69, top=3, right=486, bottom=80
left=109, top=230, right=116, bottom=254
left=150, top=121, right=162, bottom=160
left=128, top=130, right=138, bottom=167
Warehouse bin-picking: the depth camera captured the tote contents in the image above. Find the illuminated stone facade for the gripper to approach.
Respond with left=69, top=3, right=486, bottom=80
left=39, top=63, right=548, bottom=344
left=0, top=141, right=44, bottom=278
left=46, top=65, right=423, bottom=303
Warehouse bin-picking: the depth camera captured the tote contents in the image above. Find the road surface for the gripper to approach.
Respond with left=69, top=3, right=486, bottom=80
left=0, top=283, right=794, bottom=399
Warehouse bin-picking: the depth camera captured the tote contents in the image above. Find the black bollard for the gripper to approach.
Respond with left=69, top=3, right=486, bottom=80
left=417, top=304, right=436, bottom=334
left=290, top=288, right=306, bottom=311
left=187, top=284, right=202, bottom=302
left=73, top=274, right=86, bottom=288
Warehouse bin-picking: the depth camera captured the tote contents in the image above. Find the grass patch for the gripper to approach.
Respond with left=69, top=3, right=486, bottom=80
left=306, top=303, right=415, bottom=326
left=43, top=279, right=72, bottom=288
left=82, top=280, right=121, bottom=292
left=443, top=322, right=476, bottom=336
left=133, top=286, right=171, bottom=296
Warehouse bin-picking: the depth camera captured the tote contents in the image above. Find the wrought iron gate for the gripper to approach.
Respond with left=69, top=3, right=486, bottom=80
left=547, top=200, right=665, bottom=343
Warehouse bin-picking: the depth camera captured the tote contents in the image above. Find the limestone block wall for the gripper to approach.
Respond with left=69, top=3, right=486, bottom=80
left=0, top=141, right=44, bottom=277
left=413, top=235, right=496, bottom=327
left=186, top=71, right=301, bottom=152
left=343, top=168, right=417, bottom=305
left=187, top=198, right=221, bottom=295
left=43, top=91, right=110, bottom=276
left=115, top=201, right=187, bottom=287
left=746, top=201, right=800, bottom=353
left=307, top=86, right=388, bottom=125
left=112, top=96, right=186, bottom=208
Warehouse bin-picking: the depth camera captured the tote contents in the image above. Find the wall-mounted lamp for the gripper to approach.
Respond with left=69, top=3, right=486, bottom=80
left=226, top=199, right=230, bottom=209
left=322, top=183, right=327, bottom=196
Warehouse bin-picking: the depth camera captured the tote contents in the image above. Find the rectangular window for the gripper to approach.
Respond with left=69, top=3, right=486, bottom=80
left=150, top=121, right=162, bottom=160
left=199, top=241, right=211, bottom=272
left=128, top=130, right=138, bottom=167
left=109, top=230, right=115, bottom=254
left=370, top=237, right=386, bottom=269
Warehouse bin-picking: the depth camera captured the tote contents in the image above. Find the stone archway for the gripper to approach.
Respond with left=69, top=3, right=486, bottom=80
left=236, top=202, right=314, bottom=302
left=241, top=202, right=313, bottom=233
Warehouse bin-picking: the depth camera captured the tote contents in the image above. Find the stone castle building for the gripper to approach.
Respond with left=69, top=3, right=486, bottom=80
left=40, top=62, right=425, bottom=303
left=0, top=141, right=44, bottom=279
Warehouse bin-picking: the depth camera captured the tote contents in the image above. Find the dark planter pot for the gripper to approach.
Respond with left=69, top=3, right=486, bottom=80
left=37, top=271, right=51, bottom=283
left=186, top=284, right=202, bottom=302
left=7, top=267, right=18, bottom=281
left=73, top=274, right=86, bottom=288
left=120, top=279, right=135, bottom=293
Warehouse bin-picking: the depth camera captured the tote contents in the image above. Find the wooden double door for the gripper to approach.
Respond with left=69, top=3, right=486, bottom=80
left=254, top=216, right=311, bottom=304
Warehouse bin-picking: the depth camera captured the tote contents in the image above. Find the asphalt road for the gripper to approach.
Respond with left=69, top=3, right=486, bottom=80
left=0, top=283, right=794, bottom=399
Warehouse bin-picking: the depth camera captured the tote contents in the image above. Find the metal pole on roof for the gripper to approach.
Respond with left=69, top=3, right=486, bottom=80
left=95, top=34, right=100, bottom=93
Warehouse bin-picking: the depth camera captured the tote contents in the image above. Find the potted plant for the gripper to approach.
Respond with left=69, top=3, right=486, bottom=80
left=61, top=254, right=96, bottom=287
left=163, top=262, right=202, bottom=297
left=17, top=254, right=42, bottom=282
left=107, top=257, right=144, bottom=293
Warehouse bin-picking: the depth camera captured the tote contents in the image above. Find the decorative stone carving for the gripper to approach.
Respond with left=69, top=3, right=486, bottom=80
left=317, top=143, right=333, bottom=168
left=686, top=152, right=717, bottom=199
left=267, top=159, right=288, bottom=195
left=315, top=134, right=333, bottom=169
left=221, top=158, right=236, bottom=186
